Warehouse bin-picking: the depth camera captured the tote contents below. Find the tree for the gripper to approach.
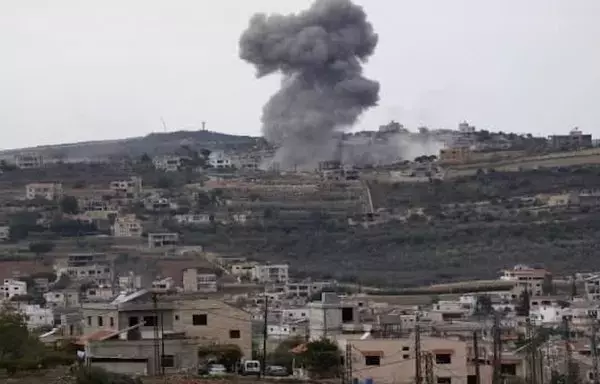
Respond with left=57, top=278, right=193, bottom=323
left=474, top=294, right=494, bottom=316
left=0, top=307, right=45, bottom=375
left=200, top=148, right=212, bottom=159
left=269, top=337, right=304, bottom=370
left=60, top=195, right=79, bottom=214
left=299, top=339, right=341, bottom=378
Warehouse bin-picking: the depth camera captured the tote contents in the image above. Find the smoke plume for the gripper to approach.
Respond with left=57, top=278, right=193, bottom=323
left=239, top=0, right=380, bottom=170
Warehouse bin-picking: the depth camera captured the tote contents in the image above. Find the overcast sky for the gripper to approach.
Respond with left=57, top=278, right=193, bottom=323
left=1, top=0, right=599, bottom=150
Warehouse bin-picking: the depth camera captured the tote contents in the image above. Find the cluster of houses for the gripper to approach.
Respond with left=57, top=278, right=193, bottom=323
left=2, top=260, right=600, bottom=384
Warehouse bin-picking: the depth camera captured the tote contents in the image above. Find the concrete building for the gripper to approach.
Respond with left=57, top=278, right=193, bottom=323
left=56, top=253, right=113, bottom=285
left=549, top=128, right=592, bottom=150
left=182, top=268, right=217, bottom=293
left=230, top=262, right=258, bottom=279
left=86, top=286, right=115, bottom=301
left=252, top=264, right=289, bottom=284
left=147, top=233, right=179, bottom=248
left=439, top=147, right=471, bottom=164
left=151, top=277, right=175, bottom=292
left=112, top=214, right=143, bottom=238
left=308, top=292, right=343, bottom=341
left=14, top=152, right=44, bottom=169
left=174, top=213, right=212, bottom=226
left=585, top=274, right=600, bottom=302
left=336, top=335, right=513, bottom=384
left=109, top=177, right=142, bottom=198
left=500, top=264, right=549, bottom=297
left=0, top=278, right=27, bottom=299
left=0, top=225, right=9, bottom=242
left=118, top=272, right=144, bottom=293
left=25, top=182, right=63, bottom=200
left=153, top=156, right=185, bottom=172
left=21, top=304, right=54, bottom=329
left=208, top=151, right=232, bottom=168
left=44, top=289, right=80, bottom=308
left=79, top=290, right=252, bottom=374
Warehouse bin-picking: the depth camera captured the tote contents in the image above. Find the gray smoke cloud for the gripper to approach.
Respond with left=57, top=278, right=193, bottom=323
left=239, top=0, right=380, bottom=170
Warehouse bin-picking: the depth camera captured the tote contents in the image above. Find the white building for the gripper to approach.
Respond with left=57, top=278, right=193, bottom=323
left=153, top=156, right=185, bottom=172
left=14, top=152, right=44, bottom=169
left=230, top=262, right=258, bottom=278
left=208, top=151, right=232, bottom=168
left=0, top=226, right=9, bottom=242
left=252, top=264, right=289, bottom=284
left=109, top=176, right=142, bottom=198
left=585, top=274, right=600, bottom=301
left=500, top=264, right=549, bottom=297
left=281, top=308, right=309, bottom=322
left=44, top=289, right=80, bottom=308
left=112, top=214, right=143, bottom=238
left=21, top=304, right=54, bottom=329
left=118, top=272, right=144, bottom=292
left=182, top=268, right=218, bottom=293
left=175, top=213, right=212, bottom=226
left=147, top=233, right=179, bottom=248
left=151, top=277, right=175, bottom=292
left=1, top=279, right=27, bottom=299
left=86, top=286, right=115, bottom=301
left=25, top=182, right=63, bottom=200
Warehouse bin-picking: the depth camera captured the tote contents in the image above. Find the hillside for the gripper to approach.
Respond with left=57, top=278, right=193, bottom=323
left=0, top=130, right=258, bottom=159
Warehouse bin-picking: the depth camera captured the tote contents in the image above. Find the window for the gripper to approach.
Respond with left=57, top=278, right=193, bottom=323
left=143, top=316, right=158, bottom=326
left=229, top=330, right=241, bottom=339
left=97, top=316, right=103, bottom=326
left=110, top=317, right=114, bottom=327
left=175, top=315, right=179, bottom=321
left=192, top=314, right=207, bottom=325
left=403, top=354, right=410, bottom=359
left=437, top=378, right=451, bottom=384
left=364, top=355, right=381, bottom=366
left=402, top=346, right=410, bottom=351
left=342, top=307, right=354, bottom=323
left=435, top=353, right=452, bottom=364
left=161, top=355, right=175, bottom=368
left=87, top=316, right=92, bottom=326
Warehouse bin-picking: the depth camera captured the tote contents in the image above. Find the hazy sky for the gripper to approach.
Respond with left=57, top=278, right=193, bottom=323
left=1, top=0, right=599, bottom=150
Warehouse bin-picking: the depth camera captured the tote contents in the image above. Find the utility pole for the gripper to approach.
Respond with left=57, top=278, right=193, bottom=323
left=492, top=312, right=502, bottom=384
left=563, top=316, right=573, bottom=384
left=424, top=352, right=434, bottom=384
left=343, top=342, right=353, bottom=384
left=526, top=318, right=538, bottom=384
left=262, top=294, right=268, bottom=377
left=592, top=319, right=599, bottom=384
left=152, top=292, right=161, bottom=375
left=473, top=331, right=481, bottom=384
left=160, top=310, right=165, bottom=376
left=415, top=324, right=422, bottom=384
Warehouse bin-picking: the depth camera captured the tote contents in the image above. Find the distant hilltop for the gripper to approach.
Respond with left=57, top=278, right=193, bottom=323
left=0, top=130, right=259, bottom=160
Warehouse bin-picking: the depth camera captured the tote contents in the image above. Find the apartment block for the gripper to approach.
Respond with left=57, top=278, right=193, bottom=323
left=15, top=152, right=44, bottom=169
left=500, top=264, right=549, bottom=297
left=182, top=268, right=217, bottom=293
left=44, top=289, right=80, bottom=308
left=109, top=176, right=142, bottom=198
left=147, top=233, right=179, bottom=248
left=25, top=182, right=63, bottom=200
left=1, top=278, right=27, bottom=299
left=252, top=264, right=289, bottom=284
left=112, top=214, right=143, bottom=238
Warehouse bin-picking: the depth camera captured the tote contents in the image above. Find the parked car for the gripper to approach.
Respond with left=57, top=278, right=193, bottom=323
left=208, top=364, right=227, bottom=376
left=266, top=365, right=288, bottom=377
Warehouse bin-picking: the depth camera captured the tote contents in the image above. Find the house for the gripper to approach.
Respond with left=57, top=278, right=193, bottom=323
left=208, top=151, right=232, bottom=168
left=86, top=286, right=115, bottom=301
left=25, top=182, right=63, bottom=200
left=44, top=289, right=80, bottom=308
left=14, top=152, right=44, bottom=169
left=174, top=213, right=212, bottom=226
left=549, top=128, right=592, bottom=150
left=252, top=264, right=289, bottom=284
left=153, top=156, right=185, bottom=172
left=55, top=253, right=113, bottom=285
left=147, top=233, right=179, bottom=248
left=109, top=177, right=142, bottom=198
left=144, top=197, right=174, bottom=211
left=182, top=269, right=217, bottom=293
left=230, top=261, right=259, bottom=279
left=112, top=214, right=143, bottom=238
left=0, top=278, right=27, bottom=299
left=0, top=225, right=9, bottom=242
left=585, top=274, right=600, bottom=301
left=499, top=264, right=549, bottom=297
left=20, top=304, right=54, bottom=329
left=79, top=290, right=252, bottom=374
left=118, top=272, right=145, bottom=293
left=439, top=147, right=471, bottom=164
left=151, top=277, right=175, bottom=292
